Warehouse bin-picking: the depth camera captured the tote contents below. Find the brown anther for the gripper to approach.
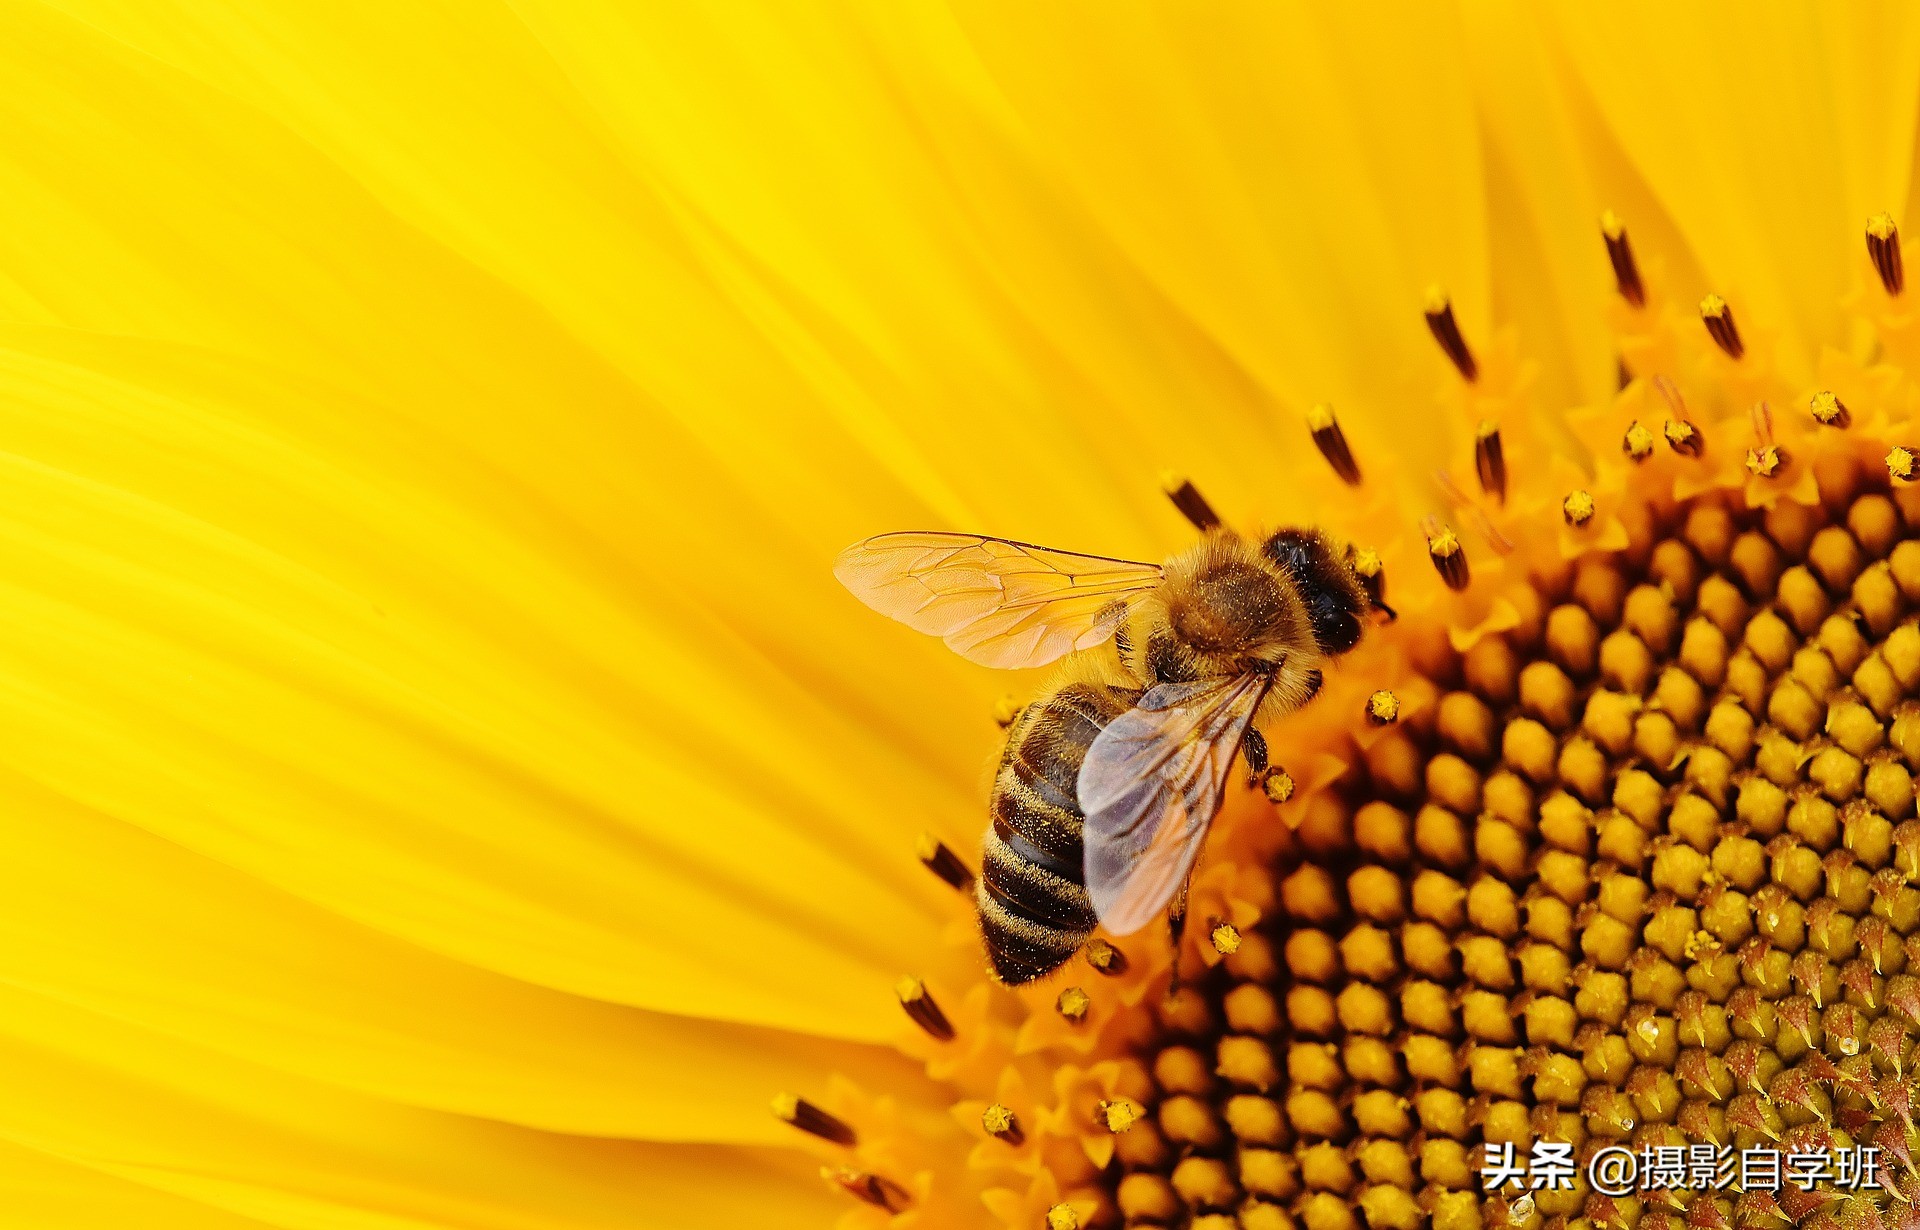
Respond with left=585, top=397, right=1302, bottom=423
left=1810, top=389, right=1852, bottom=429
left=1890, top=447, right=1920, bottom=483
left=915, top=833, right=973, bottom=892
left=1870, top=212, right=1905, bottom=296
left=1306, top=404, right=1363, bottom=486
left=1096, top=1097, right=1142, bottom=1133
left=1664, top=417, right=1705, bottom=458
left=894, top=976, right=954, bottom=1041
left=772, top=1093, right=857, bottom=1146
left=1055, top=986, right=1091, bottom=1023
left=1474, top=419, right=1507, bottom=503
left=824, top=1167, right=912, bottom=1213
left=1427, top=523, right=1470, bottom=590
left=1700, top=294, right=1744, bottom=359
left=1367, top=690, right=1401, bottom=725
left=1424, top=286, right=1478, bottom=381
left=981, top=1103, right=1024, bottom=1146
left=1623, top=421, right=1656, bottom=461
left=1259, top=766, right=1295, bottom=804
left=1083, top=937, right=1128, bottom=977
left=1161, top=473, right=1221, bottom=532
left=1563, top=490, right=1596, bottom=528
left=1600, top=210, right=1646, bottom=307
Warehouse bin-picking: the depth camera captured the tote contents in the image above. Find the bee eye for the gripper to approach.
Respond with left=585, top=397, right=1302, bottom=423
left=1314, top=605, right=1362, bottom=655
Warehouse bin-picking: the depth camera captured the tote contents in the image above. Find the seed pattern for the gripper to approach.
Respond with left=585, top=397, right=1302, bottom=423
left=1110, top=491, right=1920, bottom=1230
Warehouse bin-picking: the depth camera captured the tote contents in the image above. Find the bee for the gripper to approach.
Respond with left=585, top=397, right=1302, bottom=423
left=835, top=523, right=1375, bottom=983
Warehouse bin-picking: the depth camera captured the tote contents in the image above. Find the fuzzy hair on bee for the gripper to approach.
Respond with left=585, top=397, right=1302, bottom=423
left=835, top=522, right=1374, bottom=985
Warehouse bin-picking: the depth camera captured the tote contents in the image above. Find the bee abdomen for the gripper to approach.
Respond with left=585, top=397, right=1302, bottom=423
left=977, top=829, right=1095, bottom=985
left=977, top=681, right=1137, bottom=985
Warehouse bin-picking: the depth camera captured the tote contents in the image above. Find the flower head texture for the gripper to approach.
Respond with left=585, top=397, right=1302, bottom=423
left=11, top=3, right=1920, bottom=1230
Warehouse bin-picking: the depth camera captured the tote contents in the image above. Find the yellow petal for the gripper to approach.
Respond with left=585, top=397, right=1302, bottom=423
left=0, top=759, right=934, bottom=1144
left=1550, top=0, right=1920, bottom=378
left=0, top=979, right=841, bottom=1228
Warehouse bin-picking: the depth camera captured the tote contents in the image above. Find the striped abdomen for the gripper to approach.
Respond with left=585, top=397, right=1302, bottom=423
left=977, top=681, right=1143, bottom=984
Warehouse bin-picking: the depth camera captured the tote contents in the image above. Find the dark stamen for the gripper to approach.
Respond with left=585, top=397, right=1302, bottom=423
left=1259, top=765, right=1295, bottom=804
left=772, top=1093, right=857, bottom=1146
left=1745, top=402, right=1785, bottom=478
left=1426, top=522, right=1470, bottom=591
left=1563, top=490, right=1595, bottom=527
left=1869, top=213, right=1905, bottom=296
left=1055, top=986, right=1091, bottom=1022
left=1622, top=422, right=1655, bottom=462
left=1366, top=689, right=1401, bottom=724
left=1665, top=418, right=1705, bottom=458
left=894, top=976, right=954, bottom=1041
left=915, top=834, right=973, bottom=892
left=1160, top=473, right=1220, bottom=531
left=1473, top=419, right=1507, bottom=502
left=1083, top=937, right=1129, bottom=976
left=1424, top=287, right=1478, bottom=382
left=1888, top=448, right=1920, bottom=484
left=1306, top=403, right=1363, bottom=485
left=1600, top=210, right=1645, bottom=307
left=823, top=1168, right=912, bottom=1213
left=1811, top=390, right=1851, bottom=429
left=981, top=1103, right=1024, bottom=1146
left=1349, top=546, right=1386, bottom=608
left=1700, top=294, right=1744, bottom=359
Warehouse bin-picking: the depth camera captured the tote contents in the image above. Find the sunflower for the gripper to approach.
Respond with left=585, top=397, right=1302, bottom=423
left=3, top=3, right=1920, bottom=1230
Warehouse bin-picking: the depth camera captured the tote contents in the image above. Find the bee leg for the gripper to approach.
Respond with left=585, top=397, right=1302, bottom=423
left=1241, top=726, right=1269, bottom=783
left=1372, top=600, right=1399, bottom=623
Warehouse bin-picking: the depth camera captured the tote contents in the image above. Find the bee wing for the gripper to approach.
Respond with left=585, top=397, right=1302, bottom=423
left=833, top=531, right=1164, bottom=669
left=1078, top=672, right=1271, bottom=935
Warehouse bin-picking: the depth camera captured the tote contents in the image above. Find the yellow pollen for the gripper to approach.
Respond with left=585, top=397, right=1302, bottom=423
left=770, top=1092, right=799, bottom=1120
left=990, top=695, right=1023, bottom=727
left=1351, top=548, right=1381, bottom=578
left=981, top=1103, right=1017, bottom=1136
left=1422, top=284, right=1449, bottom=315
left=1097, top=1097, right=1141, bottom=1133
left=1700, top=293, right=1727, bottom=317
left=1623, top=421, right=1655, bottom=459
left=1562, top=490, right=1596, bottom=526
left=1746, top=445, right=1783, bottom=478
left=1870, top=212, right=1899, bottom=241
left=1055, top=986, right=1091, bottom=1022
left=1427, top=527, right=1460, bottom=557
left=1664, top=418, right=1704, bottom=456
left=1811, top=389, right=1850, bottom=427
left=1889, top=448, right=1918, bottom=482
left=1260, top=765, right=1295, bottom=803
left=1210, top=920, right=1241, bottom=955
left=1082, top=937, right=1126, bottom=975
left=1305, top=402, right=1335, bottom=431
left=1367, top=689, right=1400, bottom=724
left=1599, top=208, right=1624, bottom=240
left=1046, top=1204, right=1080, bottom=1230
left=893, top=975, right=924, bottom=1003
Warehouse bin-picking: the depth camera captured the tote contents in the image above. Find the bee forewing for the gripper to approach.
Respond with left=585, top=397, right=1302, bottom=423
left=832, top=531, right=1163, bottom=669
left=1077, top=673, right=1270, bottom=935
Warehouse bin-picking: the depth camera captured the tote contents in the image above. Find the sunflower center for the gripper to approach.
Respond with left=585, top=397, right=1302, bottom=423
left=1103, top=488, right=1920, bottom=1230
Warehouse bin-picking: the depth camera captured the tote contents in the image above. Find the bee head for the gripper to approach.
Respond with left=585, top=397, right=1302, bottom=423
left=1260, top=528, right=1371, bottom=658
left=1132, top=533, right=1311, bottom=683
